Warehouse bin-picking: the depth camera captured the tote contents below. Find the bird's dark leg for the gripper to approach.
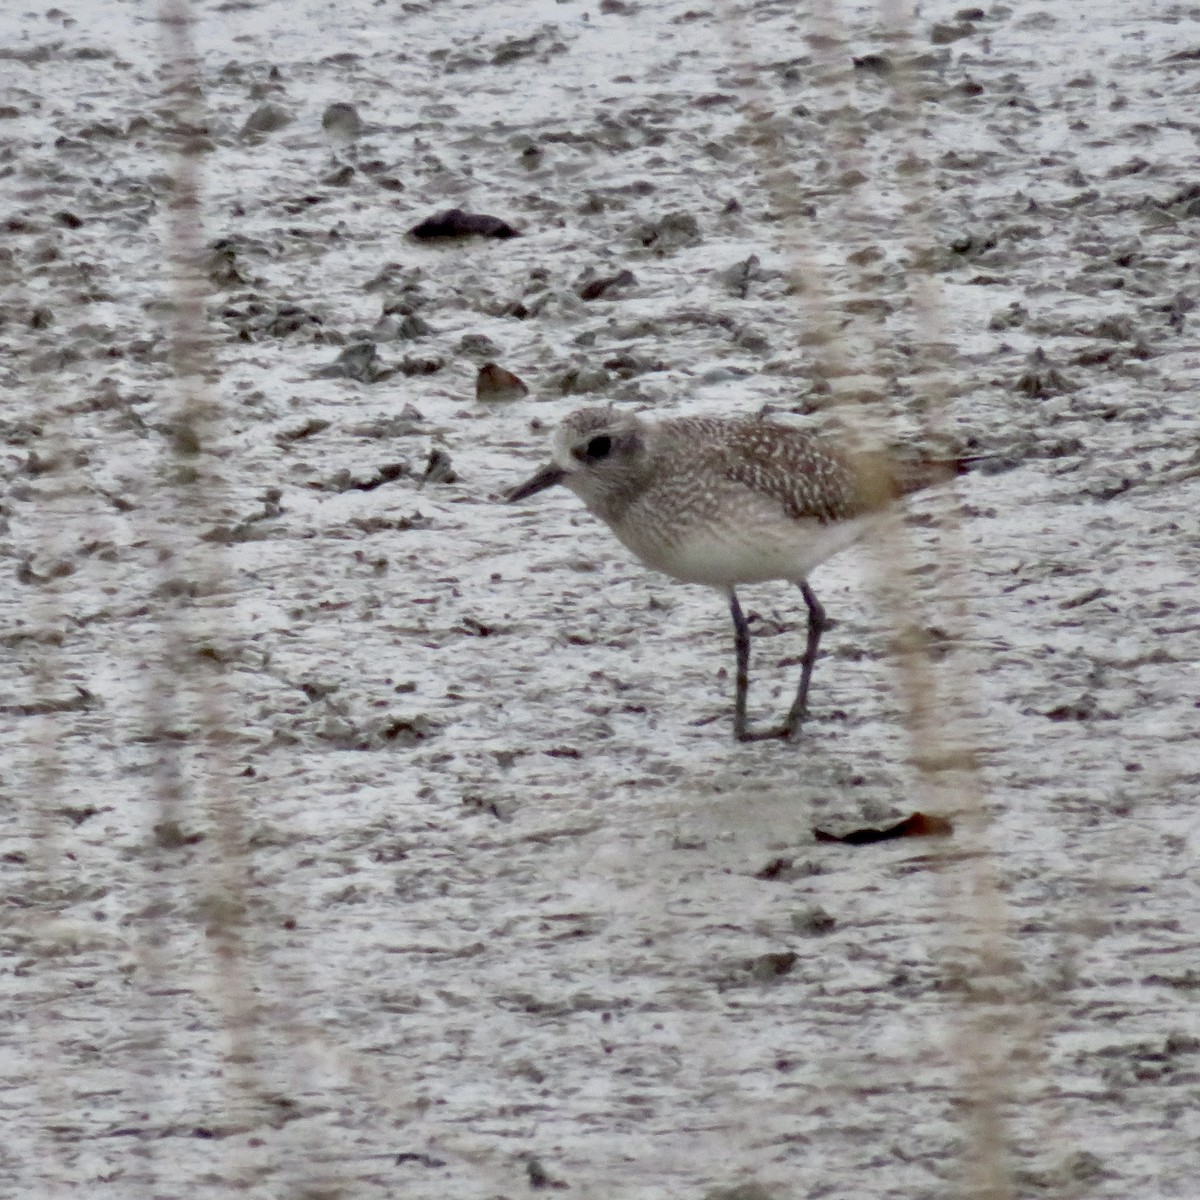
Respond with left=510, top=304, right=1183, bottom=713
left=779, top=581, right=827, bottom=741
left=729, top=589, right=754, bottom=741
left=730, top=589, right=792, bottom=742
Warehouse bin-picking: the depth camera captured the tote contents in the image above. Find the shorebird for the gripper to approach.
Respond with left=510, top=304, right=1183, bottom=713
left=506, top=406, right=964, bottom=742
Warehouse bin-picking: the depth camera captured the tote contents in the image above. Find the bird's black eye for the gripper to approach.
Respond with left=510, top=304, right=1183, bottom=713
left=583, top=435, right=612, bottom=461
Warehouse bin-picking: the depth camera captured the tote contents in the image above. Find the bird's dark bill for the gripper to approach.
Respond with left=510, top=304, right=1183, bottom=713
left=506, top=462, right=566, bottom=503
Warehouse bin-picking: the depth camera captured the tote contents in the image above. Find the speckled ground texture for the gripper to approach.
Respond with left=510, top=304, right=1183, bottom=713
left=2, top=1, right=1199, bottom=1197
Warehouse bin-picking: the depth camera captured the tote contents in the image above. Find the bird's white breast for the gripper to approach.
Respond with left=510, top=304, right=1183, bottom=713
left=612, top=508, right=875, bottom=587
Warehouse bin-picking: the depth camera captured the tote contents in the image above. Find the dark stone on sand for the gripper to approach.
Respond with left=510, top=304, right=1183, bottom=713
left=522, top=1153, right=569, bottom=1190
left=747, top=951, right=797, bottom=981
left=408, top=208, right=521, bottom=240
left=734, top=327, right=770, bottom=354
left=579, top=269, right=636, bottom=300
left=314, top=341, right=393, bottom=383
left=602, top=351, right=666, bottom=378
left=458, top=332, right=499, bottom=359
left=632, top=210, right=701, bottom=252
left=930, top=20, right=976, bottom=44
left=240, top=101, right=294, bottom=137
left=317, top=461, right=411, bottom=493
left=476, top=362, right=529, bottom=403
left=350, top=405, right=425, bottom=439
left=705, top=1183, right=777, bottom=1200
left=420, top=448, right=457, bottom=487
left=557, top=364, right=611, bottom=395
left=792, top=906, right=837, bottom=935
left=394, top=313, right=432, bottom=340
left=1015, top=348, right=1075, bottom=398
left=852, top=53, right=893, bottom=74
left=492, top=32, right=563, bottom=67
left=205, top=241, right=248, bottom=287
left=720, top=255, right=761, bottom=298
left=321, top=101, right=364, bottom=142
left=399, top=355, right=444, bottom=376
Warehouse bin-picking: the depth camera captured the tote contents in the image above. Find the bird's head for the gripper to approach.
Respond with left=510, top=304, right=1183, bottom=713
left=505, top=407, right=650, bottom=518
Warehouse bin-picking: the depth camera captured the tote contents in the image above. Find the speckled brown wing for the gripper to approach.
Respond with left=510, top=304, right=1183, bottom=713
left=717, top=422, right=864, bottom=525
left=717, top=421, right=962, bottom=523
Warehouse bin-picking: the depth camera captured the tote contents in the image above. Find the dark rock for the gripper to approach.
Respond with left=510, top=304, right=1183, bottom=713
left=579, top=269, right=636, bottom=300
left=153, top=820, right=205, bottom=849
left=791, top=906, right=836, bottom=935
left=476, top=362, right=529, bottom=402
left=350, top=406, right=425, bottom=439
left=399, top=356, right=444, bottom=376
left=734, top=327, right=770, bottom=353
left=205, top=240, right=249, bottom=287
left=0, top=684, right=97, bottom=716
left=321, top=101, right=363, bottom=142
left=704, top=1185, right=777, bottom=1200
left=853, top=53, right=893, bottom=74
left=492, top=31, right=564, bottom=67
left=747, top=951, right=798, bottom=981
left=220, top=299, right=325, bottom=341
left=419, top=448, right=457, bottom=487
left=314, top=341, right=393, bottom=382
left=457, top=332, right=499, bottom=358
left=523, top=1154, right=568, bottom=1191
left=720, top=254, right=761, bottom=298
left=276, top=418, right=331, bottom=444
left=315, top=462, right=410, bottom=493
left=1015, top=348, right=1075, bottom=398
left=394, top=313, right=433, bottom=340
left=557, top=364, right=611, bottom=395
left=240, top=102, right=294, bottom=137
left=632, top=210, right=701, bottom=252
left=364, top=262, right=425, bottom=294
left=601, top=351, right=666, bottom=378
left=408, top=208, right=520, bottom=239
left=930, top=21, right=975, bottom=45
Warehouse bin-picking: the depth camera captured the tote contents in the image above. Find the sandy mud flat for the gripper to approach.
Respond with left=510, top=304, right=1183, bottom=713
left=1, top=1, right=1198, bottom=1196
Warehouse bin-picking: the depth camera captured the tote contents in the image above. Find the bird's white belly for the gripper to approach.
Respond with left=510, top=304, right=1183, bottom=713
left=616, top=514, right=875, bottom=587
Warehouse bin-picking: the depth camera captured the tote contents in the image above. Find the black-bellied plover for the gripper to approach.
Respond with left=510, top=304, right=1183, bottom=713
left=506, top=406, right=963, bottom=742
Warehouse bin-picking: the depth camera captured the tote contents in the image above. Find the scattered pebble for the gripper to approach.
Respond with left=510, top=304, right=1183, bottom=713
left=314, top=341, right=393, bottom=382
left=320, top=100, right=363, bottom=143
left=408, top=208, right=521, bottom=239
left=419, top=447, right=457, bottom=487
left=476, top=362, right=529, bottom=402
left=578, top=268, right=636, bottom=300
left=240, top=101, right=294, bottom=136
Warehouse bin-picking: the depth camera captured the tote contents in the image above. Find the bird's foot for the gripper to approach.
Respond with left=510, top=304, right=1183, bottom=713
left=734, top=720, right=803, bottom=743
